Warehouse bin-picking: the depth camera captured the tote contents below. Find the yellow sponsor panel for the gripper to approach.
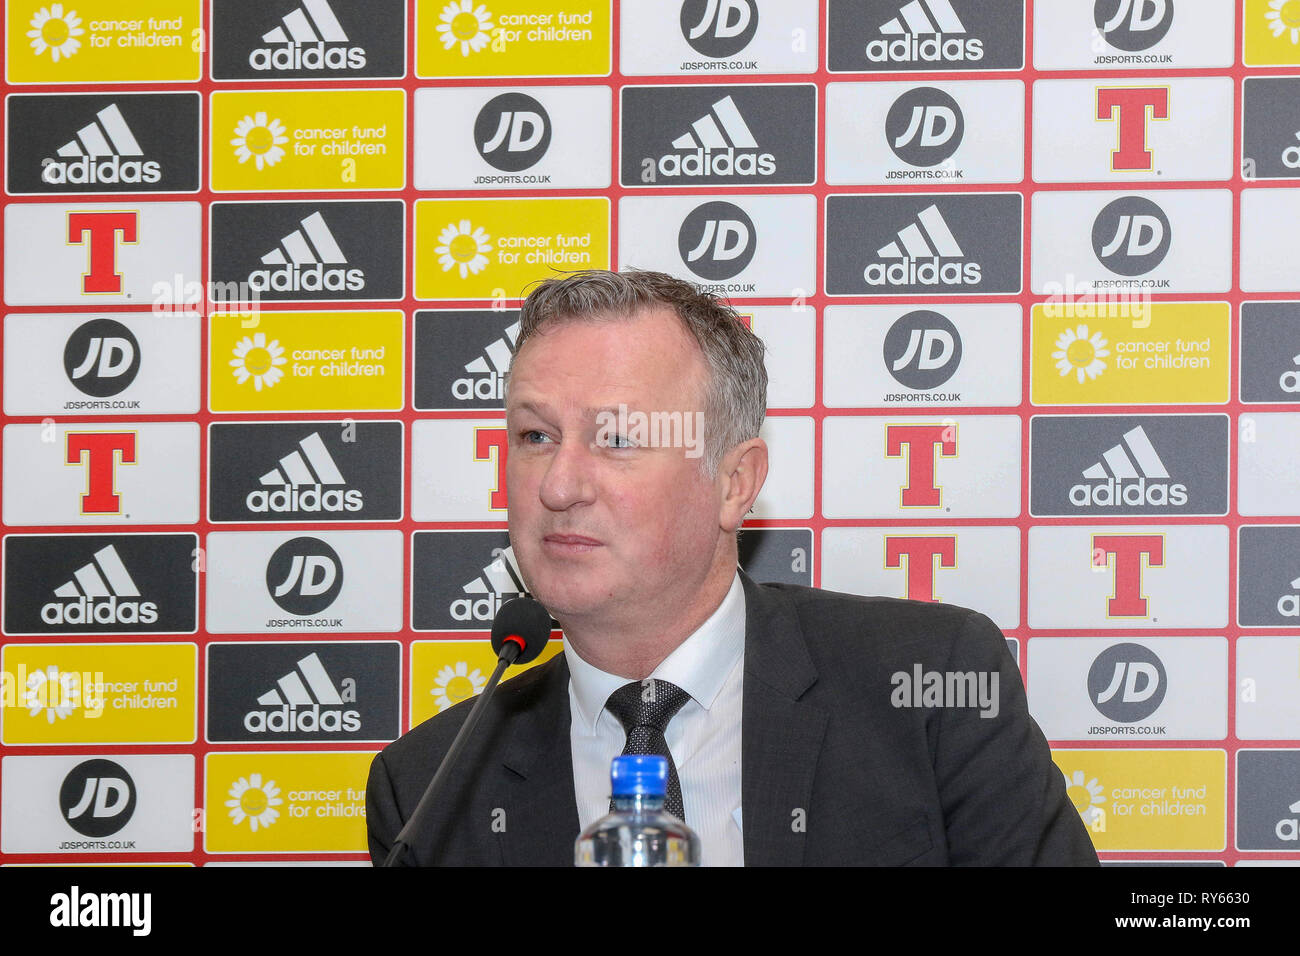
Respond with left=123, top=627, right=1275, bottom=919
left=416, top=0, right=610, bottom=77
left=1030, top=302, right=1229, bottom=406
left=1244, top=0, right=1300, bottom=65
left=1053, top=749, right=1225, bottom=851
left=7, top=0, right=200, bottom=83
left=414, top=198, right=609, bottom=300
left=210, top=311, right=404, bottom=412
left=205, top=751, right=373, bottom=853
left=210, top=90, right=405, bottom=192
left=411, top=638, right=564, bottom=726
left=1, top=643, right=195, bottom=745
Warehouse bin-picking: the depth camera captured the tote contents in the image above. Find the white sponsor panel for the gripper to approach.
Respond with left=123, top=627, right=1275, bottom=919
left=825, top=80, right=1024, bottom=184
left=753, top=415, right=814, bottom=520
left=1027, top=524, right=1228, bottom=628
left=618, top=194, right=816, bottom=297
left=1, top=754, right=194, bottom=853
left=205, top=531, right=403, bottom=633
left=1033, top=1, right=1235, bottom=70
left=620, top=0, right=819, bottom=74
left=821, top=526, right=1020, bottom=629
left=1030, top=189, right=1232, bottom=293
left=411, top=419, right=509, bottom=522
left=4, top=202, right=201, bottom=306
left=1239, top=413, right=1300, bottom=516
left=821, top=415, right=1021, bottom=518
left=1241, top=189, right=1300, bottom=292
left=823, top=304, right=1021, bottom=408
left=414, top=86, right=611, bottom=189
left=4, top=313, right=201, bottom=415
left=747, top=306, right=815, bottom=409
left=1236, top=637, right=1300, bottom=740
left=3, top=422, right=199, bottom=526
left=1027, top=636, right=1228, bottom=740
left=1032, top=78, right=1233, bottom=182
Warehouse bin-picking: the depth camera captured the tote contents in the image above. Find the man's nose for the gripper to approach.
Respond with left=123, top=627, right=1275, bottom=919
left=538, top=437, right=597, bottom=511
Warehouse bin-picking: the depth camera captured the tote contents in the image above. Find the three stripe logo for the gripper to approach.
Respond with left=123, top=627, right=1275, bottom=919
left=880, top=0, right=967, bottom=37
left=259, top=432, right=346, bottom=487
left=55, top=103, right=142, bottom=159
left=250, top=0, right=367, bottom=73
left=40, top=544, right=160, bottom=627
left=52, top=544, right=139, bottom=599
left=243, top=651, right=362, bottom=735
left=650, top=92, right=777, bottom=180
left=247, top=210, right=366, bottom=295
left=260, top=212, right=347, bottom=267
left=454, top=320, right=519, bottom=402
left=40, top=102, right=162, bottom=186
left=244, top=431, right=365, bottom=516
left=877, top=203, right=964, bottom=259
left=1069, top=425, right=1189, bottom=509
left=866, top=0, right=986, bottom=65
left=262, top=0, right=349, bottom=44
left=255, top=653, right=344, bottom=707
left=1081, top=426, right=1169, bottom=482
left=865, top=202, right=983, bottom=289
left=671, top=95, right=758, bottom=151
left=451, top=545, right=529, bottom=622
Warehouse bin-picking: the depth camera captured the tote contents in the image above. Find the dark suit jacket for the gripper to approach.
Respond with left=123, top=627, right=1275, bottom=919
left=367, top=574, right=1099, bottom=865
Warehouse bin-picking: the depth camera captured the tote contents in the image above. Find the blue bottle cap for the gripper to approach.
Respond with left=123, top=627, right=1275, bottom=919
left=610, top=754, right=668, bottom=798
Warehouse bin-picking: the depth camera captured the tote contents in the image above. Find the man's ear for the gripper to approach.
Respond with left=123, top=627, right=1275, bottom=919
left=717, top=437, right=768, bottom=532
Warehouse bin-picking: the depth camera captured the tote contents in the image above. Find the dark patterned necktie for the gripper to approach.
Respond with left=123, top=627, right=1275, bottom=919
left=605, top=679, right=691, bottom=821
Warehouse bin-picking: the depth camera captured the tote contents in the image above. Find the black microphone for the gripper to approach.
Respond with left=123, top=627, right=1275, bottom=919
left=382, top=596, right=553, bottom=867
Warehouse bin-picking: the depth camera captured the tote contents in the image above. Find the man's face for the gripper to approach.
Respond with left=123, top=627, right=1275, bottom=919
left=504, top=306, right=728, bottom=628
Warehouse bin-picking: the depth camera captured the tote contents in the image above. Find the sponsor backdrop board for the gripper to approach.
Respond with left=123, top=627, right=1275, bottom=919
left=0, top=0, right=1295, bottom=868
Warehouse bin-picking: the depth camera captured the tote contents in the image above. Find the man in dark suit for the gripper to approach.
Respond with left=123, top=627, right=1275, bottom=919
left=367, top=270, right=1098, bottom=866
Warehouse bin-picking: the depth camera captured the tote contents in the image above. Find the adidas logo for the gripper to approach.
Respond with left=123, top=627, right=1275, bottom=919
left=868, top=0, right=984, bottom=64
left=865, top=204, right=981, bottom=287
left=649, top=95, right=776, bottom=179
left=1069, top=426, right=1188, bottom=508
left=248, top=211, right=364, bottom=294
left=453, top=320, right=519, bottom=402
left=243, top=652, right=360, bottom=733
left=1280, top=576, right=1300, bottom=619
left=452, top=545, right=527, bottom=622
left=40, top=544, right=158, bottom=626
left=245, top=431, right=364, bottom=514
left=41, top=103, right=161, bottom=186
left=249, top=0, right=367, bottom=72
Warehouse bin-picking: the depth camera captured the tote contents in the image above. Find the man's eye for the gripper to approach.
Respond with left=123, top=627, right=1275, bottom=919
left=521, top=430, right=552, bottom=444
left=608, top=434, right=631, bottom=449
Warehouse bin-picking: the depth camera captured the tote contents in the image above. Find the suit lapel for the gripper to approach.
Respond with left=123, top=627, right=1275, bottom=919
left=497, top=653, right=581, bottom=866
left=740, top=573, right=828, bottom=866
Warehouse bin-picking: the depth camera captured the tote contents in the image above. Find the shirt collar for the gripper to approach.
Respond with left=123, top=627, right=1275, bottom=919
left=565, top=571, right=746, bottom=736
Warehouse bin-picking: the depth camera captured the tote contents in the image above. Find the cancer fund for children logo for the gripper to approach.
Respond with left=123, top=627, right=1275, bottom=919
left=210, top=89, right=404, bottom=191
left=415, top=198, right=609, bottom=300
left=416, top=0, right=610, bottom=77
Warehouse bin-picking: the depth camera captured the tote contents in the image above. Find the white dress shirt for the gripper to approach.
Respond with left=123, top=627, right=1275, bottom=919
left=565, top=571, right=746, bottom=866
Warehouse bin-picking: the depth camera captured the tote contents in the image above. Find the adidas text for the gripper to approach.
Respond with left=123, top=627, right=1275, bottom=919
left=249, top=43, right=366, bottom=71
left=245, top=485, right=363, bottom=514
left=866, top=35, right=983, bottom=63
left=247, top=264, right=364, bottom=294
left=243, top=704, right=361, bottom=733
left=452, top=374, right=504, bottom=401
left=1069, top=478, right=1189, bottom=508
left=650, top=147, right=776, bottom=178
left=41, top=597, right=159, bottom=626
left=451, top=593, right=513, bottom=622
left=865, top=257, right=981, bottom=286
left=41, top=156, right=161, bottom=186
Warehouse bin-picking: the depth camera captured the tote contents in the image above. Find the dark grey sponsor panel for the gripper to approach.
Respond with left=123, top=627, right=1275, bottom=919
left=621, top=84, right=816, bottom=187
left=206, top=641, right=400, bottom=743
left=6, top=93, right=200, bottom=194
left=208, top=421, right=403, bottom=522
left=1029, top=415, right=1229, bottom=516
left=3, top=533, right=198, bottom=634
left=1239, top=526, right=1300, bottom=627
left=211, top=0, right=406, bottom=79
left=209, top=201, right=404, bottom=302
left=1243, top=78, right=1300, bottom=180
left=737, top=528, right=812, bottom=585
left=827, top=0, right=1024, bottom=73
left=412, top=531, right=532, bottom=631
left=825, top=193, right=1021, bottom=295
left=1236, top=750, right=1300, bottom=849
left=1241, top=302, right=1300, bottom=403
left=413, top=310, right=518, bottom=411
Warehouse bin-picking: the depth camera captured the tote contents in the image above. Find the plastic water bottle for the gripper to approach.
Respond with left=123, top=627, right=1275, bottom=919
left=575, top=755, right=701, bottom=866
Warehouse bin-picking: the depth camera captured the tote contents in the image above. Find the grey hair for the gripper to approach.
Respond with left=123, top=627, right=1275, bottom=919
left=507, top=269, right=767, bottom=476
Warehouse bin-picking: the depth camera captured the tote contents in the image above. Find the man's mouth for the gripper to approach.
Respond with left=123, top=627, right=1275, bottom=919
left=543, top=533, right=602, bottom=549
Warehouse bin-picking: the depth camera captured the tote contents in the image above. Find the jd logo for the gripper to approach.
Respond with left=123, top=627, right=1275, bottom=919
left=677, top=200, right=756, bottom=280
left=265, top=536, right=344, bottom=616
left=63, top=319, right=141, bottom=397
left=883, top=309, right=963, bottom=389
left=1087, top=642, right=1167, bottom=722
left=474, top=92, right=551, bottom=172
left=680, top=0, right=759, bottom=58
left=886, top=87, right=964, bottom=167
left=1091, top=196, right=1170, bottom=276
left=59, top=759, right=137, bottom=837
left=1094, top=0, right=1173, bottom=52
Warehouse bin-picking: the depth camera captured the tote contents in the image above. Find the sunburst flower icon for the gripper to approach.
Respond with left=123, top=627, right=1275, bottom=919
left=25, top=665, right=75, bottom=723
left=230, top=333, right=287, bottom=391
left=231, top=113, right=289, bottom=171
left=28, top=5, right=84, bottom=61
left=431, top=661, right=487, bottom=712
left=1266, top=0, right=1300, bottom=44
left=436, top=220, right=493, bottom=277
left=226, top=774, right=282, bottom=832
left=1053, top=325, right=1110, bottom=384
left=1062, top=769, right=1106, bottom=828
left=438, top=1, right=494, bottom=56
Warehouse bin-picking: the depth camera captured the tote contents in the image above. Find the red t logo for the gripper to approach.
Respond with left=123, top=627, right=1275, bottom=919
left=67, top=211, right=138, bottom=294
left=1096, top=87, right=1168, bottom=171
left=66, top=432, right=137, bottom=514
left=885, top=535, right=957, bottom=602
left=1092, top=534, right=1164, bottom=617
left=886, top=423, right=956, bottom=508
left=475, top=426, right=509, bottom=511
